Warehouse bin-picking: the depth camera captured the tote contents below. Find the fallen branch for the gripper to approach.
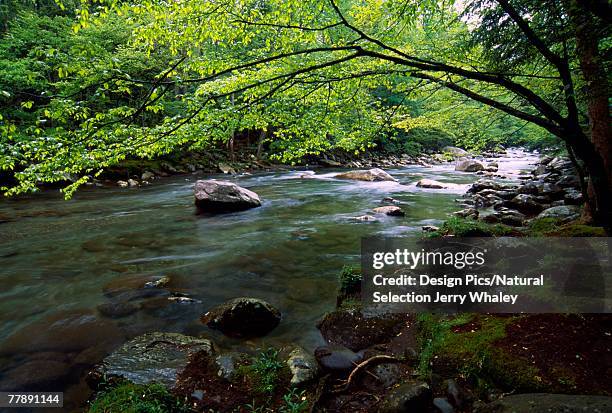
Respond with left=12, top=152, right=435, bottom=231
left=332, top=355, right=401, bottom=393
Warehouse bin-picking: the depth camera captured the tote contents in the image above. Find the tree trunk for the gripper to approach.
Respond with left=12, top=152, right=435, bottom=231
left=566, top=1, right=611, bottom=231
left=256, top=129, right=267, bottom=160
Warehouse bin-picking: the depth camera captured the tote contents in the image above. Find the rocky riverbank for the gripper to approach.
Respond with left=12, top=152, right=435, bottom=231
left=90, top=146, right=475, bottom=190
left=85, top=268, right=612, bottom=413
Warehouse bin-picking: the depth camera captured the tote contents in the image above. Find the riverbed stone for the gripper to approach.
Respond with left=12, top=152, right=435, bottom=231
left=93, top=332, right=213, bottom=389
left=563, top=188, right=583, bottom=205
left=455, top=159, right=484, bottom=172
left=474, top=393, right=612, bottom=413
left=1, top=359, right=71, bottom=391
left=287, top=347, right=319, bottom=385
left=379, top=381, right=433, bottom=413
left=194, top=180, right=261, bottom=213
left=506, top=194, right=544, bottom=215
left=373, top=206, right=405, bottom=216
left=97, top=301, right=139, bottom=318
left=468, top=179, right=502, bottom=193
left=335, top=168, right=397, bottom=182
left=201, top=297, right=281, bottom=338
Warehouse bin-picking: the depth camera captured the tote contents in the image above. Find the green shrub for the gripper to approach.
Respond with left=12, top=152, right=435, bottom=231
left=339, top=265, right=362, bottom=296
left=243, top=349, right=285, bottom=395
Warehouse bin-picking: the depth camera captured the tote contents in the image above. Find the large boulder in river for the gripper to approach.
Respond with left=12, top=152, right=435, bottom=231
left=455, top=159, right=485, bottom=172
left=91, top=332, right=213, bottom=388
left=416, top=179, right=456, bottom=189
left=194, top=180, right=261, bottom=213
left=373, top=206, right=405, bottom=216
left=201, top=297, right=281, bottom=338
left=335, top=168, right=397, bottom=182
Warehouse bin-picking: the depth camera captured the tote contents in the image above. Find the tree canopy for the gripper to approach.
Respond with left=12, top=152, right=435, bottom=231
left=0, top=0, right=609, bottom=227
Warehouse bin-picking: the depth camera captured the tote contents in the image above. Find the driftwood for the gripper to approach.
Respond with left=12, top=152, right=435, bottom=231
left=331, top=355, right=401, bottom=394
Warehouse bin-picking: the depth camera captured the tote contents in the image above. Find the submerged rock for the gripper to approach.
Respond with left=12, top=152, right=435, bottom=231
left=194, top=180, right=261, bottom=213
left=97, top=301, right=139, bottom=319
left=201, top=297, right=281, bottom=338
left=373, top=206, right=405, bottom=216
left=92, top=332, right=213, bottom=388
left=335, top=168, right=397, bottom=182
left=455, top=159, right=484, bottom=172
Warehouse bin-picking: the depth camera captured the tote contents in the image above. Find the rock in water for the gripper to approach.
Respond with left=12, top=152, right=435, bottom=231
left=416, top=179, right=458, bottom=189
left=194, top=180, right=261, bottom=213
left=91, top=332, right=213, bottom=388
left=455, top=160, right=485, bottom=172
left=287, top=347, right=319, bottom=385
left=373, top=206, right=405, bottom=216
left=379, top=381, right=433, bottom=412
left=201, top=297, right=281, bottom=338
left=335, top=168, right=397, bottom=182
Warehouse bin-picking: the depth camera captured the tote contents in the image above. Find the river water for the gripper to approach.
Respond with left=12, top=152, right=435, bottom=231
left=0, top=149, right=538, bottom=410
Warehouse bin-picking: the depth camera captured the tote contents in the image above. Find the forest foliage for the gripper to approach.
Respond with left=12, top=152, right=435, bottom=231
left=0, top=0, right=601, bottom=196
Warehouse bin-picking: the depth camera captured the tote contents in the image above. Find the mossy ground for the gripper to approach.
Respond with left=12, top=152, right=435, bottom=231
left=415, top=313, right=610, bottom=398
left=429, top=217, right=519, bottom=237
left=87, top=381, right=191, bottom=413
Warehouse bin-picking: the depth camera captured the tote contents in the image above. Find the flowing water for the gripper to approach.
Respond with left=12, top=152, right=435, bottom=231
left=0, top=149, right=538, bottom=411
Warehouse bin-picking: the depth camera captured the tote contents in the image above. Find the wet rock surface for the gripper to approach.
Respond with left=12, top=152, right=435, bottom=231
left=373, top=205, right=405, bottom=216
left=194, top=180, right=261, bottom=213
left=335, top=168, right=397, bottom=182
left=201, top=297, right=281, bottom=338
left=92, top=332, right=213, bottom=388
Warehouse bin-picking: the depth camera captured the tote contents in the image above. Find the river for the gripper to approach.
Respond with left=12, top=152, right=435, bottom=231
left=0, top=149, right=538, bottom=411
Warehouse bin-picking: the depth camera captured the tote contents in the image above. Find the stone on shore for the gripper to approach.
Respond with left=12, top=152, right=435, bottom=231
left=194, top=180, right=261, bottom=213
left=91, top=332, right=213, bottom=388
left=286, top=347, right=319, bottom=385
left=536, top=205, right=581, bottom=222
left=379, top=381, right=433, bottom=413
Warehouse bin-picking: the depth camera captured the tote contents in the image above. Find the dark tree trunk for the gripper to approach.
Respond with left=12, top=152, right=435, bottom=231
left=566, top=0, right=611, bottom=231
